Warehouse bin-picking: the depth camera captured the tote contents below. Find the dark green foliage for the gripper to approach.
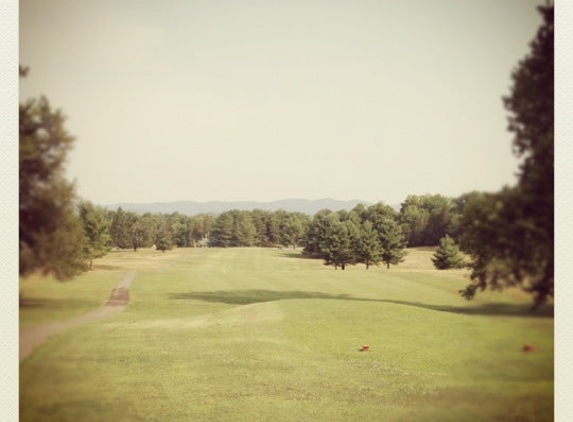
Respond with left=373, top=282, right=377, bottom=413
left=303, top=203, right=406, bottom=270
left=432, top=235, right=465, bottom=270
left=234, top=211, right=257, bottom=246
left=169, top=213, right=191, bottom=247
left=377, top=218, right=407, bottom=269
left=281, top=212, right=310, bottom=249
left=109, top=207, right=131, bottom=249
left=302, top=209, right=334, bottom=257
left=355, top=220, right=382, bottom=269
left=19, top=70, right=87, bottom=280
left=266, top=212, right=282, bottom=246
left=78, top=201, right=112, bottom=269
left=209, top=211, right=235, bottom=247
left=320, top=215, right=357, bottom=270
left=459, top=4, right=553, bottom=309
left=399, top=194, right=456, bottom=246
left=189, top=214, right=213, bottom=247
left=109, top=208, right=155, bottom=251
left=155, top=221, right=174, bottom=252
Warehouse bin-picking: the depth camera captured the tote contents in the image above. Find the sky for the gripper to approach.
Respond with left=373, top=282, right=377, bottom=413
left=19, top=0, right=544, bottom=206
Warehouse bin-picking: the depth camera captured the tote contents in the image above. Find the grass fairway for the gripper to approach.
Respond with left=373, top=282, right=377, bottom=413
left=20, top=247, right=554, bottom=422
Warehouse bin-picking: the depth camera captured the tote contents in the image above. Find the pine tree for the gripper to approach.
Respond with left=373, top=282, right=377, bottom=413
left=432, top=235, right=465, bottom=270
left=459, top=4, right=553, bottom=308
left=110, top=207, right=131, bottom=249
left=320, top=215, right=356, bottom=270
left=210, top=211, right=235, bottom=247
left=356, top=221, right=382, bottom=269
left=378, top=218, right=407, bottom=269
left=78, top=201, right=112, bottom=269
left=19, top=68, right=87, bottom=280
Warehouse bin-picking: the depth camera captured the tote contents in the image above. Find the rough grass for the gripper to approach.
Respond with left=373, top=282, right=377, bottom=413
left=20, top=247, right=553, bottom=422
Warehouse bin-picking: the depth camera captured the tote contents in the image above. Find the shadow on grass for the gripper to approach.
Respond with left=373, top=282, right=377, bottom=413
left=91, top=264, right=126, bottom=271
left=19, top=296, right=94, bottom=309
left=276, top=251, right=316, bottom=260
left=169, top=290, right=353, bottom=305
left=168, top=289, right=553, bottom=318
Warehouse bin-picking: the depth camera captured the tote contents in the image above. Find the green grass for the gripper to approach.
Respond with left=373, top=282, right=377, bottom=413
left=20, top=247, right=553, bottom=422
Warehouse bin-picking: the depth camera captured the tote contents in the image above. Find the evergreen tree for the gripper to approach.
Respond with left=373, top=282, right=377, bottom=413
left=378, top=218, right=407, bottom=269
left=320, top=215, right=356, bottom=270
left=459, top=4, right=553, bottom=308
left=302, top=209, right=333, bottom=257
left=432, top=235, right=465, bottom=270
left=110, top=207, right=131, bottom=249
left=266, top=212, right=282, bottom=246
left=251, top=209, right=271, bottom=246
left=356, top=220, right=382, bottom=269
left=210, top=211, right=235, bottom=247
left=19, top=67, right=87, bottom=280
left=234, top=211, right=257, bottom=246
left=78, top=201, right=112, bottom=269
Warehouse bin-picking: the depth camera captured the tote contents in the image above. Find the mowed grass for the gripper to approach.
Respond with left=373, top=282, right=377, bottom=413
left=20, top=247, right=554, bottom=422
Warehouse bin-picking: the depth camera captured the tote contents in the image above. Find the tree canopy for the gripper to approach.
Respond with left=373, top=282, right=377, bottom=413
left=459, top=4, right=554, bottom=308
left=19, top=68, right=87, bottom=280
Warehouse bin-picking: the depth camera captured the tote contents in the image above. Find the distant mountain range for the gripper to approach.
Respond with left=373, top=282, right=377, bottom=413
left=104, top=198, right=397, bottom=216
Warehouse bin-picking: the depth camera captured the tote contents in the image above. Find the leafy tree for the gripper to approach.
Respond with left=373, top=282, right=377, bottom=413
left=169, top=213, right=191, bottom=247
left=189, top=213, right=213, bottom=247
left=128, top=212, right=154, bottom=251
left=281, top=212, right=310, bottom=249
left=459, top=4, right=553, bottom=308
left=155, top=220, right=174, bottom=252
left=78, top=201, right=112, bottom=269
left=399, top=200, right=429, bottom=246
left=399, top=194, right=453, bottom=246
left=19, top=68, right=87, bottom=280
left=364, top=203, right=398, bottom=229
left=423, top=195, right=452, bottom=245
left=431, top=235, right=465, bottom=270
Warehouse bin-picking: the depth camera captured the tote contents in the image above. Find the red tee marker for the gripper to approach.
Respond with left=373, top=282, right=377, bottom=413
left=523, top=344, right=533, bottom=352
left=361, top=344, right=370, bottom=351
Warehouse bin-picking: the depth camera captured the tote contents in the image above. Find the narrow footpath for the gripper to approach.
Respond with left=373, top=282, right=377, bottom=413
left=19, top=271, right=136, bottom=363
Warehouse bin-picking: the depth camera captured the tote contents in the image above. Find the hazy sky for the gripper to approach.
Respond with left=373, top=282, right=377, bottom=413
left=20, top=0, right=543, bottom=205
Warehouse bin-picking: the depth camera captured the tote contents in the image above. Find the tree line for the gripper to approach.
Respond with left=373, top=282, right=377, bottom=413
left=19, top=4, right=553, bottom=308
left=18, top=189, right=488, bottom=277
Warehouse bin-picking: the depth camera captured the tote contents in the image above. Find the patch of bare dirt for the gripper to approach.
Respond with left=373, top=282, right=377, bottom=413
left=20, top=271, right=135, bottom=363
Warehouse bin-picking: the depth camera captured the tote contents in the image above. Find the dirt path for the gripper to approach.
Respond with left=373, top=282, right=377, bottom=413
left=19, top=271, right=136, bottom=363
